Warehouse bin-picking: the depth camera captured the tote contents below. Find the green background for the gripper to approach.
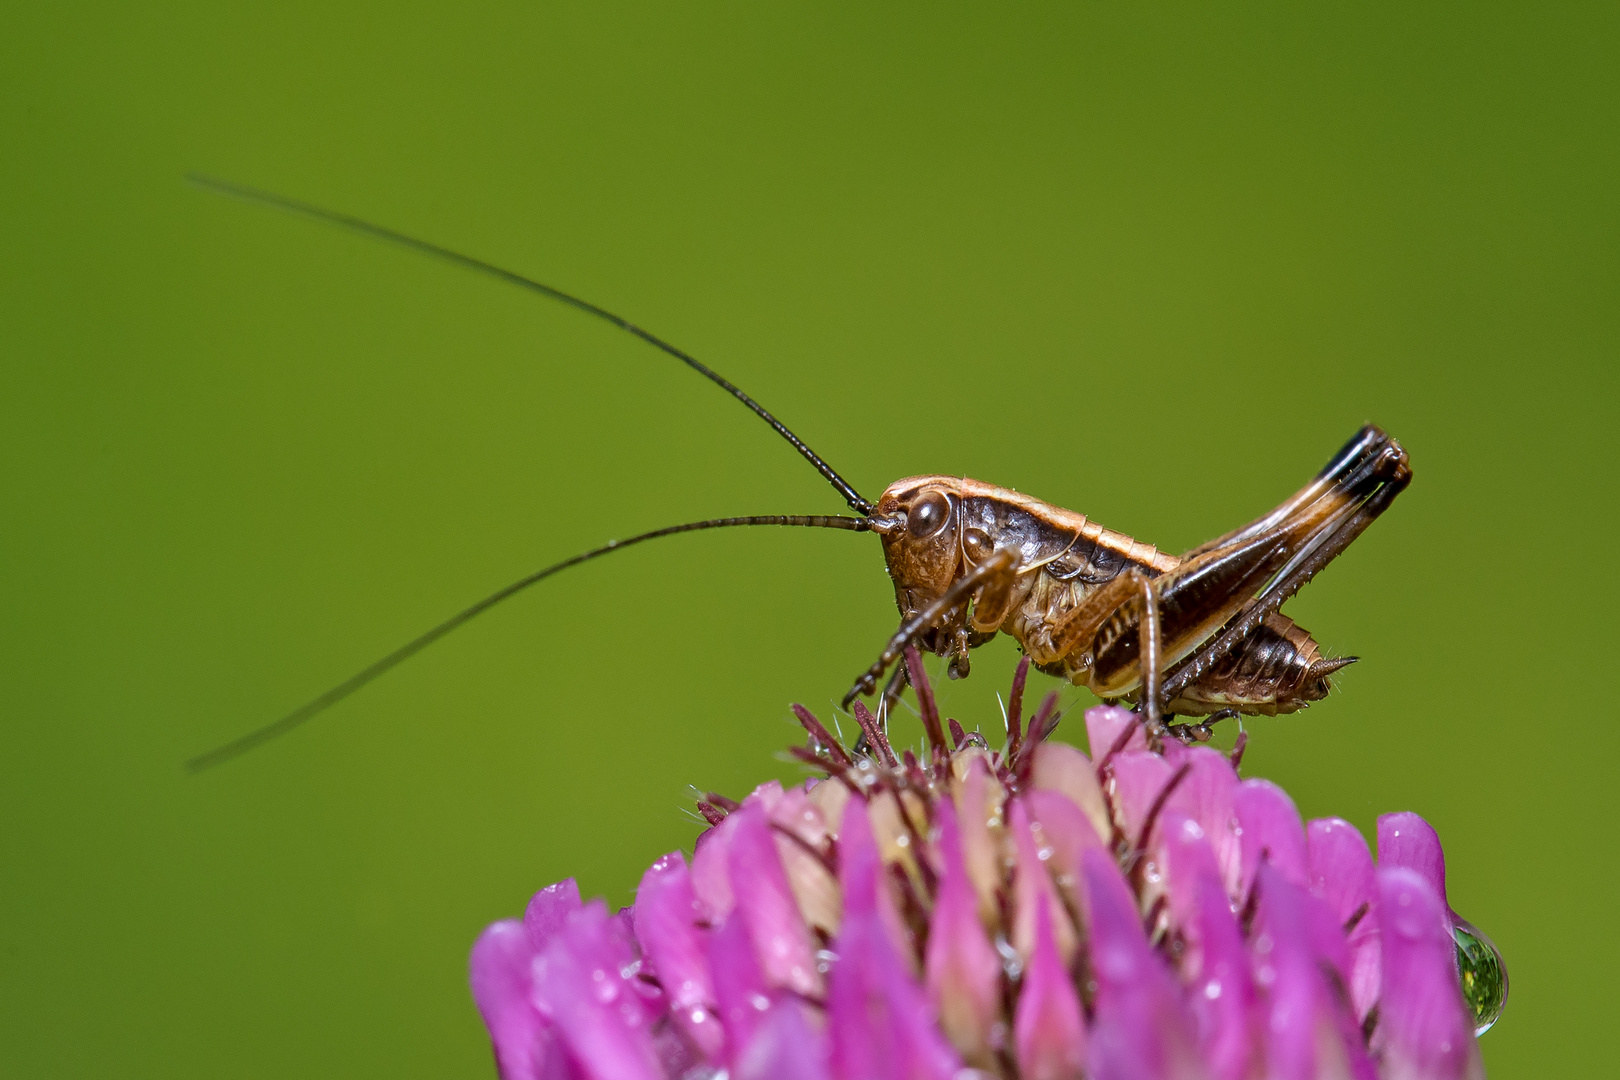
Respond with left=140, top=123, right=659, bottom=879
left=3, top=3, right=1613, bottom=1076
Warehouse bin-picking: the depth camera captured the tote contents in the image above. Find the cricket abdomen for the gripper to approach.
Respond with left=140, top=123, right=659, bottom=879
left=1162, top=613, right=1355, bottom=716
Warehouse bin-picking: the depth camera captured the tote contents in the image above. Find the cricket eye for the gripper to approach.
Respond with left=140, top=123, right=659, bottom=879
left=906, top=491, right=951, bottom=539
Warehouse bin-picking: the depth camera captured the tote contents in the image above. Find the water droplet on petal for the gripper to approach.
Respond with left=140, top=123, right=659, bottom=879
left=1453, top=916, right=1508, bottom=1035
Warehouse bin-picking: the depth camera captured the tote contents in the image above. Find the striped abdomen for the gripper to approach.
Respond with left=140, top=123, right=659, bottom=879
left=1164, top=612, right=1356, bottom=717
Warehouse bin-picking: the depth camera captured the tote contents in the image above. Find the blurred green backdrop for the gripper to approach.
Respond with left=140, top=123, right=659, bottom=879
left=2, top=3, right=1614, bottom=1076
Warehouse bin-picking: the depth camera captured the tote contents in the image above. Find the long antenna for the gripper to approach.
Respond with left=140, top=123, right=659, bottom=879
left=187, top=514, right=872, bottom=772
left=187, top=174, right=875, bottom=515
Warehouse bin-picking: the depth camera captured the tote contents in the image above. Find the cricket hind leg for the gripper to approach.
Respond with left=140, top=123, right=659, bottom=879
left=1159, top=433, right=1409, bottom=706
left=1181, top=425, right=1394, bottom=561
left=1089, top=427, right=1409, bottom=713
left=842, top=548, right=1019, bottom=709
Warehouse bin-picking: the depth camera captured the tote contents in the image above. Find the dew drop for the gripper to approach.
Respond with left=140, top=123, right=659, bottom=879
left=1452, top=917, right=1508, bottom=1035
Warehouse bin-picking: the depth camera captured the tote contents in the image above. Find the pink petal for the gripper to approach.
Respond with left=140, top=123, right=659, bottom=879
left=1079, top=848, right=1203, bottom=1080
left=1157, top=737, right=1192, bottom=767
left=708, top=913, right=774, bottom=1066
left=1375, top=868, right=1485, bottom=1080
left=766, top=783, right=829, bottom=844
left=1377, top=812, right=1449, bottom=910
left=1069, top=834, right=1133, bottom=935
left=530, top=902, right=665, bottom=1080
left=836, top=793, right=909, bottom=949
left=1014, top=899, right=1088, bottom=1080
left=1030, top=741, right=1113, bottom=841
left=1307, top=818, right=1381, bottom=1019
left=471, top=919, right=576, bottom=1080
left=749, top=779, right=787, bottom=809
left=606, top=908, right=666, bottom=1027
left=766, top=784, right=841, bottom=935
left=1252, top=865, right=1375, bottom=1080
left=827, top=912, right=962, bottom=1080
left=865, top=790, right=927, bottom=932
left=1023, top=788, right=1108, bottom=916
left=1085, top=703, right=1145, bottom=760
left=1296, top=888, right=1355, bottom=1010
left=727, top=802, right=823, bottom=998
left=733, top=998, right=830, bottom=1080
left=1109, top=751, right=1174, bottom=848
left=650, top=1021, right=704, bottom=1080
left=828, top=798, right=962, bottom=1080
left=1160, top=819, right=1256, bottom=1080
left=634, top=852, right=723, bottom=1060
left=835, top=794, right=884, bottom=924
left=807, top=774, right=851, bottom=834
left=691, top=813, right=741, bottom=922
left=1306, top=818, right=1375, bottom=920
left=1158, top=813, right=1220, bottom=940
left=923, top=797, right=1002, bottom=1065
left=1233, top=779, right=1308, bottom=900
left=953, top=755, right=1003, bottom=924
left=524, top=879, right=582, bottom=949
left=837, top=790, right=914, bottom=963
left=1010, top=799, right=1078, bottom=964
left=1161, top=747, right=1240, bottom=897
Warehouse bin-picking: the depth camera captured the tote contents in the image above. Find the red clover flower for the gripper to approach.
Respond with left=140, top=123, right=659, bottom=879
left=470, top=651, right=1506, bottom=1079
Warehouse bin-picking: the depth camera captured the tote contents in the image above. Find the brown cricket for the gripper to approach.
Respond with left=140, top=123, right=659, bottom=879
left=854, top=424, right=1408, bottom=741
left=186, top=176, right=1409, bottom=770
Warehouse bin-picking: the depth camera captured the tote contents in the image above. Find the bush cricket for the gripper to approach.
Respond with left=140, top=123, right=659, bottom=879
left=186, top=176, right=1409, bottom=771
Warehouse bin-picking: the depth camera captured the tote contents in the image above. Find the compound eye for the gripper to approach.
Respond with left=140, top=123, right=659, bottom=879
left=906, top=490, right=952, bottom=539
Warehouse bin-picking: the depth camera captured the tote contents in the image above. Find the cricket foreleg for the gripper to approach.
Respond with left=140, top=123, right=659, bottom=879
left=879, top=661, right=909, bottom=719
left=842, top=548, right=1019, bottom=708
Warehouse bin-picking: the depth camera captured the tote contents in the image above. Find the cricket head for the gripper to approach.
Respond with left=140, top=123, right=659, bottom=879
left=872, top=475, right=966, bottom=616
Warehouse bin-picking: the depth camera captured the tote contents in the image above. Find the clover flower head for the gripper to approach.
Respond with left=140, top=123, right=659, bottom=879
left=471, top=651, right=1505, bottom=1080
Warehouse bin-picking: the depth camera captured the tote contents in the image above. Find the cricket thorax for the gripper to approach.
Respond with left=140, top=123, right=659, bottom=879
left=877, top=474, right=1173, bottom=666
